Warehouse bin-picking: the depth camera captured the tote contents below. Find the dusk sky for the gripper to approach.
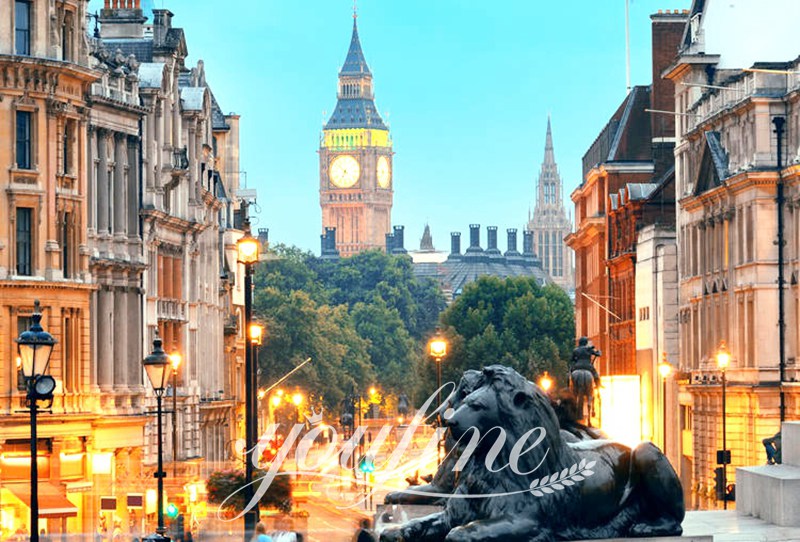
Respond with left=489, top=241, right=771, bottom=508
left=93, top=0, right=691, bottom=253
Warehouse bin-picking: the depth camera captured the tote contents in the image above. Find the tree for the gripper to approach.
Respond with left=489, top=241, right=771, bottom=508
left=206, top=469, right=292, bottom=513
left=438, top=277, right=574, bottom=389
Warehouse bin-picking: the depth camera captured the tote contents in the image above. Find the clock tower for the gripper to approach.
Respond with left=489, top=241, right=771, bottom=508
left=320, top=14, right=393, bottom=257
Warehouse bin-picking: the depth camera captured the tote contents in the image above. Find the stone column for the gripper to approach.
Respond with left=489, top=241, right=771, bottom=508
left=113, top=284, right=128, bottom=391
left=97, top=285, right=113, bottom=392
left=113, top=134, right=128, bottom=237
left=97, top=130, right=110, bottom=234
left=127, top=136, right=139, bottom=236
left=127, top=287, right=142, bottom=391
left=88, top=126, right=96, bottom=233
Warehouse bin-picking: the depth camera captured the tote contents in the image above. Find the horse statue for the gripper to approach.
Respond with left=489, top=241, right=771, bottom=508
left=570, top=337, right=601, bottom=426
left=397, top=393, right=410, bottom=419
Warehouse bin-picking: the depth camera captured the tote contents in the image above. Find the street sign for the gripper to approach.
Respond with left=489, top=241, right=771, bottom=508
left=716, top=450, right=731, bottom=465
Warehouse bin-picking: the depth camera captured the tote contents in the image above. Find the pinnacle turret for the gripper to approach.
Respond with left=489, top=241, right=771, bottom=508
left=340, top=19, right=371, bottom=76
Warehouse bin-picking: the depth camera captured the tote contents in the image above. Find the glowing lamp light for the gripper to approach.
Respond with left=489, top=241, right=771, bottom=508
left=369, top=386, right=377, bottom=396
left=92, top=452, right=113, bottom=475
left=658, top=355, right=672, bottom=379
left=539, top=371, right=553, bottom=393
left=166, top=503, right=179, bottom=519
left=169, top=352, right=181, bottom=372
left=143, top=335, right=171, bottom=395
left=716, top=341, right=730, bottom=371
left=249, top=323, right=264, bottom=345
left=236, top=231, right=260, bottom=265
left=257, top=389, right=266, bottom=400
left=291, top=392, right=303, bottom=407
left=428, top=336, right=447, bottom=359
left=271, top=395, right=282, bottom=407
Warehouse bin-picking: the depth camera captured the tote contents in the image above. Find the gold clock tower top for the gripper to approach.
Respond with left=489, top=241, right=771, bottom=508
left=319, top=15, right=393, bottom=258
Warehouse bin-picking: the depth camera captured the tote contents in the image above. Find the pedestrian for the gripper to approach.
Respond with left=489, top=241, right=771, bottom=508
left=354, top=518, right=375, bottom=542
left=252, top=522, right=273, bottom=542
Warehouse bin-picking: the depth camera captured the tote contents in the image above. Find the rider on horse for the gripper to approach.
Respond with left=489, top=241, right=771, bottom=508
left=571, top=336, right=602, bottom=387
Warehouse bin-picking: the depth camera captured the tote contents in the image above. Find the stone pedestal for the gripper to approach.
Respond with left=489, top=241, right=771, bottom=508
left=736, top=421, right=800, bottom=527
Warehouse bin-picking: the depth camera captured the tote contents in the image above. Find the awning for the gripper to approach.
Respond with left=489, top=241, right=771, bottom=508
left=4, top=483, right=79, bottom=518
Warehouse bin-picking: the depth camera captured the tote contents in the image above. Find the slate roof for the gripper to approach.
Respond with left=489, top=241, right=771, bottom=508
left=325, top=98, right=386, bottom=130
left=103, top=38, right=154, bottom=62
left=626, top=183, right=658, bottom=201
left=210, top=92, right=229, bottom=131
left=138, top=62, right=165, bottom=88
left=181, top=87, right=206, bottom=110
left=340, top=19, right=371, bottom=76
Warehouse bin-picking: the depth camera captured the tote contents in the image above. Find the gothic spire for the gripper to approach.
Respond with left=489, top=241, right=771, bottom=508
left=340, top=17, right=371, bottom=76
left=543, top=115, right=555, bottom=166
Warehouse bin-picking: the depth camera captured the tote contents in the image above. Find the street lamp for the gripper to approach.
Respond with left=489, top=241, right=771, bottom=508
left=237, top=225, right=260, bottom=540
left=658, top=353, right=672, bottom=455
left=538, top=371, right=553, bottom=394
left=143, top=333, right=171, bottom=541
left=428, top=330, right=448, bottom=465
left=15, top=300, right=57, bottom=542
left=716, top=340, right=730, bottom=510
left=169, top=352, right=181, bottom=480
left=250, top=325, right=264, bottom=435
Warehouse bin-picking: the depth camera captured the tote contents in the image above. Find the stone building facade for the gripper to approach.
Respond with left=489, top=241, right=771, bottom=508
left=667, top=0, right=800, bottom=510
left=527, top=118, right=574, bottom=294
left=319, top=16, right=393, bottom=257
left=0, top=0, right=100, bottom=535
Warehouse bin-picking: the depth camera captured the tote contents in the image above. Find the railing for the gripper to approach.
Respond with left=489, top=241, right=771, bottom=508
left=157, top=298, right=187, bottom=321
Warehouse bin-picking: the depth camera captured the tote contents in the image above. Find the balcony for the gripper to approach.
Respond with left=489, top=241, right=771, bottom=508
left=157, top=298, right=187, bottom=321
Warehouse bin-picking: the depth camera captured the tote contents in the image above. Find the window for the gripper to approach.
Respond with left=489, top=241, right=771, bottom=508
left=16, top=207, right=33, bottom=276
left=61, top=211, right=74, bottom=278
left=16, top=111, right=32, bottom=170
left=62, top=120, right=74, bottom=175
left=15, top=1, right=31, bottom=56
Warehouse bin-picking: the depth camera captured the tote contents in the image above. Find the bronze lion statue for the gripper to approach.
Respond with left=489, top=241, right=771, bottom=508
left=380, top=365, right=684, bottom=542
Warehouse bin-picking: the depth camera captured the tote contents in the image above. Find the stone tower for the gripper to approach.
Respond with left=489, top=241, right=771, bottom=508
left=319, top=13, right=393, bottom=257
left=527, top=117, right=574, bottom=292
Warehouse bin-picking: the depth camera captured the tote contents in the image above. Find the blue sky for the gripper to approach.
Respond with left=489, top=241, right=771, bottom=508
left=93, top=0, right=691, bottom=253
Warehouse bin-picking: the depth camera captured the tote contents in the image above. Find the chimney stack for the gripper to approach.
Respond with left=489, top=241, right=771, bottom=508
left=465, top=224, right=483, bottom=255
left=505, top=228, right=521, bottom=257
left=385, top=232, right=395, bottom=254
left=522, top=230, right=535, bottom=266
left=152, top=9, right=174, bottom=46
left=392, top=226, right=408, bottom=255
left=486, top=226, right=502, bottom=258
left=321, top=227, right=340, bottom=260
left=99, top=0, right=147, bottom=39
left=448, top=232, right=462, bottom=260
left=257, top=228, right=269, bottom=252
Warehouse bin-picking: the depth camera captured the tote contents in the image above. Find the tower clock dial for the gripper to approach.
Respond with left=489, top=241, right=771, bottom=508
left=377, top=156, right=391, bottom=188
left=329, top=155, right=360, bottom=188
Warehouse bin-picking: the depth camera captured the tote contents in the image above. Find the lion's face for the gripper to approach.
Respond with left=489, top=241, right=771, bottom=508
left=445, top=384, right=501, bottom=440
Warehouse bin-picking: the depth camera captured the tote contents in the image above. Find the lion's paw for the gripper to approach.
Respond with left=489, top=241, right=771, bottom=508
left=379, top=527, right=405, bottom=542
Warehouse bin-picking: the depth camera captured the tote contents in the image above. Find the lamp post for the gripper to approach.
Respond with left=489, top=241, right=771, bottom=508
left=291, top=392, right=303, bottom=481
left=143, top=334, right=172, bottom=541
left=237, top=224, right=260, bottom=540
left=658, top=353, right=672, bottom=455
left=250, top=324, right=264, bottom=434
left=15, top=300, right=57, bottom=542
left=169, top=352, right=181, bottom=480
left=538, top=371, right=553, bottom=395
left=428, top=330, right=448, bottom=466
left=716, top=340, right=731, bottom=510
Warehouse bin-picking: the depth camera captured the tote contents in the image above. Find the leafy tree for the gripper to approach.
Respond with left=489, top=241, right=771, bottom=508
left=437, top=277, right=574, bottom=390
left=207, top=469, right=291, bottom=513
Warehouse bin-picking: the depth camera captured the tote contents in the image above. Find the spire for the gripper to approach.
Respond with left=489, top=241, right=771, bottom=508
left=543, top=115, right=555, bottom=165
left=420, top=223, right=434, bottom=251
left=340, top=17, right=371, bottom=75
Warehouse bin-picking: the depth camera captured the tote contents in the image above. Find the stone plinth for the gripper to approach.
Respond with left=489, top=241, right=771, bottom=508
left=736, top=421, right=800, bottom=527
left=783, top=421, right=800, bottom=466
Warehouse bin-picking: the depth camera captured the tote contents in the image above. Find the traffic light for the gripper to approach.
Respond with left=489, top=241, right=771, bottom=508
left=358, top=454, right=375, bottom=474
left=166, top=503, right=179, bottom=519
left=714, top=467, right=725, bottom=500
left=176, top=513, right=185, bottom=541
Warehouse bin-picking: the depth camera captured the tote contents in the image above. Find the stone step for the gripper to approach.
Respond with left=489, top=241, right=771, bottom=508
left=736, top=464, right=800, bottom=527
left=575, top=538, right=711, bottom=542
left=783, top=421, right=800, bottom=467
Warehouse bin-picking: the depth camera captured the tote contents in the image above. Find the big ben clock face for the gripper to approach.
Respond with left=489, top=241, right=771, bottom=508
left=329, top=155, right=360, bottom=188
left=377, top=156, right=391, bottom=188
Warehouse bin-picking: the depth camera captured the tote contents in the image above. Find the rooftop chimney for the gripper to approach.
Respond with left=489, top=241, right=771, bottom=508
left=465, top=224, right=483, bottom=255
left=392, top=226, right=408, bottom=255
left=522, top=230, right=535, bottom=266
left=321, top=227, right=340, bottom=260
left=486, top=226, right=502, bottom=259
left=385, top=232, right=395, bottom=254
left=505, top=228, right=521, bottom=258
left=99, top=0, right=147, bottom=39
left=448, top=232, right=462, bottom=261
left=152, top=9, right=174, bottom=46
left=257, top=228, right=269, bottom=252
